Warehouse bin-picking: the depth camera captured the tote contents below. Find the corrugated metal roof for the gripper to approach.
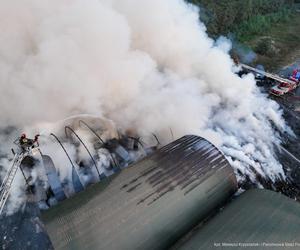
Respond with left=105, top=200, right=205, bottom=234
left=122, top=135, right=234, bottom=205
left=42, top=135, right=237, bottom=250
left=176, top=189, right=300, bottom=250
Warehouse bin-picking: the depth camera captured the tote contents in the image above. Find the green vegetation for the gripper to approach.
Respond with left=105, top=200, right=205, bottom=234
left=247, top=12, right=300, bottom=70
left=187, top=0, right=300, bottom=70
left=187, top=0, right=294, bottom=40
left=234, top=7, right=292, bottom=42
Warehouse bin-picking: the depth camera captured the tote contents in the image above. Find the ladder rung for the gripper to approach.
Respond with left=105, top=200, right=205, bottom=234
left=0, top=152, right=27, bottom=214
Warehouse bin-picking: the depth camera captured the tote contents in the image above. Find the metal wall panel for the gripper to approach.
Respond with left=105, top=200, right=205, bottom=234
left=42, top=155, right=66, bottom=201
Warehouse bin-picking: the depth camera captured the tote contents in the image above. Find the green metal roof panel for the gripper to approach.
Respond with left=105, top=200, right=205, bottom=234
left=176, top=189, right=300, bottom=250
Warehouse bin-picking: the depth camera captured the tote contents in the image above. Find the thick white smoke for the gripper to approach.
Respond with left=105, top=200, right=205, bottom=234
left=0, top=0, right=289, bottom=211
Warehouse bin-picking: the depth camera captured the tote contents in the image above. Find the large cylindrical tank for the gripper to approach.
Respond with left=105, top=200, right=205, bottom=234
left=42, top=135, right=238, bottom=250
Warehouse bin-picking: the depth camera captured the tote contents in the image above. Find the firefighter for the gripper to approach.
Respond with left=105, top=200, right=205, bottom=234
left=18, top=133, right=40, bottom=152
left=34, top=134, right=40, bottom=146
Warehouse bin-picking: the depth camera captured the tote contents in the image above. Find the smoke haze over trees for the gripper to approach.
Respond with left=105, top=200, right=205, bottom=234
left=187, top=0, right=300, bottom=69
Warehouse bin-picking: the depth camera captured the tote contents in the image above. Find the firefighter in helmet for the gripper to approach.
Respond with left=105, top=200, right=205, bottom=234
left=18, top=133, right=40, bottom=152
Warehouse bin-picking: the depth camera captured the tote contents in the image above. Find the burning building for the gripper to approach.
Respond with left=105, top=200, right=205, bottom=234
left=0, top=0, right=299, bottom=248
left=2, top=134, right=300, bottom=250
left=41, top=135, right=237, bottom=249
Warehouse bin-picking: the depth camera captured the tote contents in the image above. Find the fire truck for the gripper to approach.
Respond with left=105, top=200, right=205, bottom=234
left=270, top=69, right=300, bottom=96
left=240, top=63, right=300, bottom=96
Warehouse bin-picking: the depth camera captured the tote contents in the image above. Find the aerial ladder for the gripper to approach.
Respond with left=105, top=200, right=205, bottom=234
left=240, top=63, right=296, bottom=85
left=0, top=152, right=27, bottom=215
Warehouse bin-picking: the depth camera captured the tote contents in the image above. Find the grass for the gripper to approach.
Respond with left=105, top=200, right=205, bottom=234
left=245, top=10, right=300, bottom=71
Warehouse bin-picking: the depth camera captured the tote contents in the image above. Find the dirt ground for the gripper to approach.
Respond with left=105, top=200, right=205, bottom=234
left=247, top=11, right=300, bottom=72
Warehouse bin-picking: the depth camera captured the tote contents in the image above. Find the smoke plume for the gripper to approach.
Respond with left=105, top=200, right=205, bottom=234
left=0, top=0, right=289, bottom=212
